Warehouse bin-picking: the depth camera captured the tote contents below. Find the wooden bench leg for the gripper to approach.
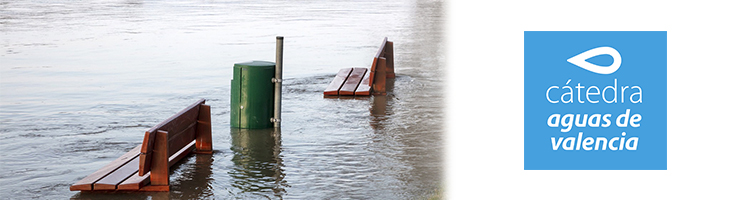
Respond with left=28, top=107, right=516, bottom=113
left=385, top=41, right=395, bottom=78
left=148, top=130, right=170, bottom=191
left=373, top=57, right=387, bottom=95
left=196, top=104, right=213, bottom=154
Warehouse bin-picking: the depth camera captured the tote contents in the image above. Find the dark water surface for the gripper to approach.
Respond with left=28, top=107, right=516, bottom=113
left=0, top=0, right=443, bottom=199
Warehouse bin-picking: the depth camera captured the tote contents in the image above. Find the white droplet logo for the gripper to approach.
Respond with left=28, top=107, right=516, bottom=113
left=567, top=46, right=621, bottom=74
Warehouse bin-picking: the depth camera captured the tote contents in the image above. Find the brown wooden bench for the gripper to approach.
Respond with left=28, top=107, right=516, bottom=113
left=324, top=37, right=394, bottom=96
left=70, top=99, right=212, bottom=192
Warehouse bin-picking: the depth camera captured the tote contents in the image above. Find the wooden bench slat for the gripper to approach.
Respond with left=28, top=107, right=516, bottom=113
left=92, top=154, right=140, bottom=190
left=372, top=57, right=387, bottom=95
left=70, top=144, right=142, bottom=191
left=117, top=171, right=149, bottom=191
left=375, top=37, right=388, bottom=58
left=385, top=41, right=395, bottom=78
left=139, top=132, right=155, bottom=176
left=118, top=140, right=196, bottom=191
left=140, top=99, right=204, bottom=176
left=167, top=122, right=196, bottom=157
left=145, top=99, right=204, bottom=136
left=355, top=70, right=372, bottom=96
left=168, top=140, right=196, bottom=168
left=368, top=57, right=379, bottom=87
left=323, top=68, right=353, bottom=96
left=338, top=68, right=367, bottom=96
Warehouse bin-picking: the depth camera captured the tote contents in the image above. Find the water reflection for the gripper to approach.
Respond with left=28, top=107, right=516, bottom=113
left=169, top=153, right=214, bottom=199
left=229, top=128, right=286, bottom=199
left=370, top=78, right=396, bottom=117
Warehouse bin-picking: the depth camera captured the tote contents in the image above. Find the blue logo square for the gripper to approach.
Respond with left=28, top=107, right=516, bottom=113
left=524, top=31, right=667, bottom=170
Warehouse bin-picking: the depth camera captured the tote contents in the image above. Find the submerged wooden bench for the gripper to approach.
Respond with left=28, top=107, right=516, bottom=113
left=70, top=99, right=212, bottom=192
left=324, top=37, right=394, bottom=96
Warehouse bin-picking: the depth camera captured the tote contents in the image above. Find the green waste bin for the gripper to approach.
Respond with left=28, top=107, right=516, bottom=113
left=231, top=61, right=276, bottom=129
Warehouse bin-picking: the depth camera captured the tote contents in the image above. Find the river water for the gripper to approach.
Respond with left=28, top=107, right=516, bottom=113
left=0, top=0, right=443, bottom=199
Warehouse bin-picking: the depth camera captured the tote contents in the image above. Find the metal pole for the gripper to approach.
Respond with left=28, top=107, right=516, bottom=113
left=272, top=36, right=284, bottom=128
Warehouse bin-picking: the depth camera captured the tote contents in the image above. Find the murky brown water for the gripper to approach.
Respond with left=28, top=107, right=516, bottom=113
left=0, top=0, right=443, bottom=199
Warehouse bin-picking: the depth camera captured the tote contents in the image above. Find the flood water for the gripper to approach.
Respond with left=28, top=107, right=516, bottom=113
left=0, top=0, right=444, bottom=199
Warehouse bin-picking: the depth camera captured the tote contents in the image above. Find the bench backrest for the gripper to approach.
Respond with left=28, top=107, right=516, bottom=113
left=368, top=37, right=395, bottom=86
left=369, top=37, right=389, bottom=86
left=138, top=99, right=212, bottom=178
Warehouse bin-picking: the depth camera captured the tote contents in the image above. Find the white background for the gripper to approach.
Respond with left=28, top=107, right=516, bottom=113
left=446, top=0, right=749, bottom=199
